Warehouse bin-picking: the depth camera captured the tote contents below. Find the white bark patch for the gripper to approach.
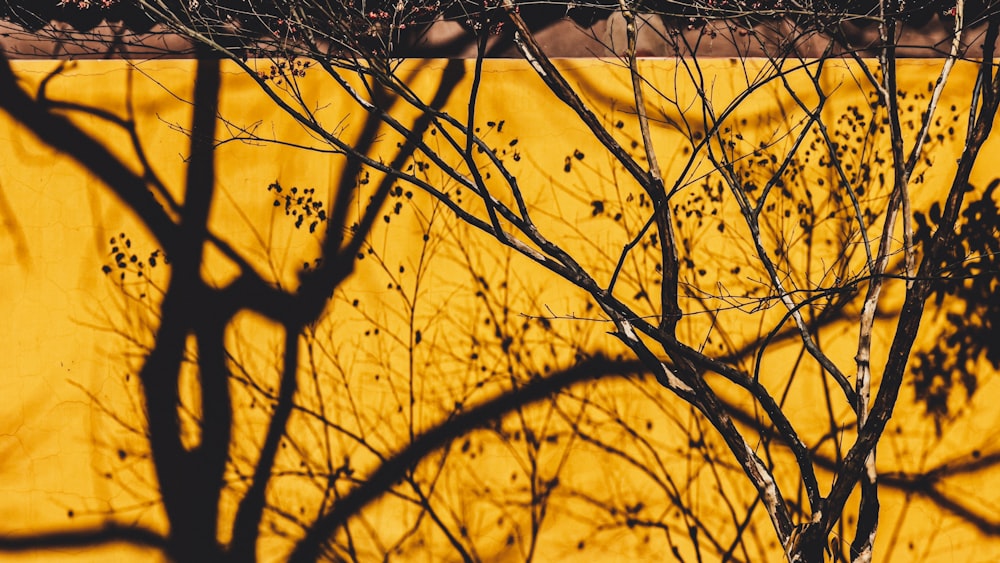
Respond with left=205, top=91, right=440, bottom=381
left=747, top=443, right=780, bottom=502
left=619, top=317, right=639, bottom=340
left=661, top=363, right=693, bottom=392
left=745, top=442, right=783, bottom=532
left=865, top=453, right=877, bottom=482
left=852, top=543, right=873, bottom=563
left=617, top=320, right=693, bottom=392
left=513, top=34, right=547, bottom=77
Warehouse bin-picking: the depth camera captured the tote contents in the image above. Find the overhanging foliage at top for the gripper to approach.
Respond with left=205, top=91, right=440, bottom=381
left=2, top=1, right=998, bottom=58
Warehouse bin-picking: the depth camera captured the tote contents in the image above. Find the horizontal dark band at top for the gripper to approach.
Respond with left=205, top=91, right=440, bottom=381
left=1, top=1, right=996, bottom=59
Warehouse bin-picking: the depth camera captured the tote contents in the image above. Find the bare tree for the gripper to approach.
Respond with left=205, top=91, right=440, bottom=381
left=2, top=1, right=1000, bottom=562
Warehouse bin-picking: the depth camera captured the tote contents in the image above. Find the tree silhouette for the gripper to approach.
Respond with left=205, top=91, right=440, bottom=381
left=1, top=2, right=1000, bottom=562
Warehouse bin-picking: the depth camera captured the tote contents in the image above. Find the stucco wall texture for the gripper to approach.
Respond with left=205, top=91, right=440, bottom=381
left=1, top=58, right=998, bottom=561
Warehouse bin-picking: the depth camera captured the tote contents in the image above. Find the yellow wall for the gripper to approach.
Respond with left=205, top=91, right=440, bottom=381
left=1, top=58, right=998, bottom=561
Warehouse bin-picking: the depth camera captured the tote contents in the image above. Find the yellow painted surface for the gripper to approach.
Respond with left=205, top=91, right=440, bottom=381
left=0, top=58, right=998, bottom=561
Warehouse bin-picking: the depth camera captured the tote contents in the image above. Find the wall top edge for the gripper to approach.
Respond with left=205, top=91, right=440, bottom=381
left=2, top=9, right=998, bottom=61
